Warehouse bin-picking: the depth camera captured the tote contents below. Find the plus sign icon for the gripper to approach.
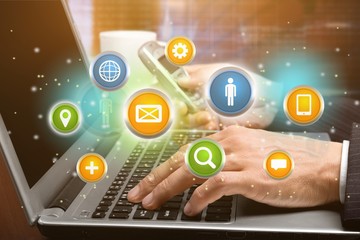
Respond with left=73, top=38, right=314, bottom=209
left=76, top=153, right=108, bottom=183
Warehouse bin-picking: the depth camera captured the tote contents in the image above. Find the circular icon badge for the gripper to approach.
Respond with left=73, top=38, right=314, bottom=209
left=283, top=86, right=324, bottom=125
left=90, top=51, right=130, bottom=90
left=49, top=102, right=81, bottom=135
left=76, top=153, right=108, bottom=183
left=185, top=139, right=226, bottom=178
left=125, top=89, right=173, bottom=138
left=207, top=67, right=254, bottom=117
left=264, top=151, right=294, bottom=180
left=165, top=36, right=196, bottom=66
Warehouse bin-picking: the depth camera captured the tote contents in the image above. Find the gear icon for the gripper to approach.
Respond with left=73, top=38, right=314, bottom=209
left=172, top=43, right=189, bottom=59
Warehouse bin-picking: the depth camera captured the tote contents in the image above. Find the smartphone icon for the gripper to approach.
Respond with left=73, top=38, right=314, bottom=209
left=296, top=94, right=312, bottom=115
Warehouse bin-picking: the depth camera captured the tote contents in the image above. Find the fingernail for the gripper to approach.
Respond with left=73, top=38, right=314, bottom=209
left=184, top=203, right=192, bottom=216
left=142, top=192, right=154, bottom=206
left=128, top=186, right=139, bottom=200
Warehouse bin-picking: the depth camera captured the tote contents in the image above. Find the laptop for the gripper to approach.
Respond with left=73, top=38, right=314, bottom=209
left=0, top=0, right=359, bottom=239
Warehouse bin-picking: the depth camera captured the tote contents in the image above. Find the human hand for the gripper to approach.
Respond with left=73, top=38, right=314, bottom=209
left=178, top=63, right=278, bottom=130
left=128, top=126, right=342, bottom=216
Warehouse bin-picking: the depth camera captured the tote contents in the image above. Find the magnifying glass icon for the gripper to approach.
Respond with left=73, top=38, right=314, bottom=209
left=194, top=147, right=216, bottom=169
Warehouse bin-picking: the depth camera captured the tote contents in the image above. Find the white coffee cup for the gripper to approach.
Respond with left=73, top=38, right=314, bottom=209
left=100, top=31, right=156, bottom=86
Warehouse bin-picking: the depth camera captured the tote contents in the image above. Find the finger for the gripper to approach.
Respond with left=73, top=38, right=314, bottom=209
left=184, top=171, right=253, bottom=216
left=141, top=164, right=204, bottom=210
left=128, top=147, right=187, bottom=202
left=173, top=100, right=188, bottom=116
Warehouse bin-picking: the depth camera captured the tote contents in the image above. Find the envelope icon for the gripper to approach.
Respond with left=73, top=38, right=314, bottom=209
left=135, top=104, right=162, bottom=123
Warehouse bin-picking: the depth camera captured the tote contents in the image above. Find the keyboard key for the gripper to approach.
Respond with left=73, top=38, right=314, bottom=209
left=112, top=206, right=133, bottom=213
left=103, top=195, right=116, bottom=201
left=133, top=210, right=155, bottom=220
left=162, top=202, right=181, bottom=209
left=168, top=196, right=183, bottom=202
left=117, top=172, right=128, bottom=177
left=181, top=212, right=202, bottom=221
left=206, top=207, right=231, bottom=214
left=116, top=200, right=134, bottom=206
left=109, top=212, right=129, bottom=219
left=96, top=206, right=109, bottom=212
left=119, top=193, right=128, bottom=200
left=106, top=190, right=119, bottom=195
left=109, top=185, right=121, bottom=190
left=99, top=200, right=112, bottom=206
left=209, top=201, right=232, bottom=207
left=92, top=211, right=106, bottom=218
left=157, top=209, right=179, bottom=220
left=112, top=180, right=124, bottom=186
left=205, top=213, right=230, bottom=222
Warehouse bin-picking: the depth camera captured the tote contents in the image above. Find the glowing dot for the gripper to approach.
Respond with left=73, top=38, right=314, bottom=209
left=258, top=63, right=264, bottom=69
left=34, top=47, right=40, bottom=53
left=328, top=101, right=333, bottom=106
left=54, top=78, right=58, bottom=82
left=10, top=29, right=13, bottom=32
left=266, top=192, right=269, bottom=195
left=293, top=47, right=296, bottom=51
left=66, top=58, right=72, bottom=64
left=290, top=195, right=293, bottom=199
left=287, top=21, right=290, bottom=24
left=285, top=62, right=291, bottom=67
left=303, top=46, right=306, bottom=50
left=266, top=50, right=269, bottom=54
left=347, top=195, right=351, bottom=199
left=14, top=112, right=17, bottom=115
left=76, top=84, right=79, bottom=88
left=57, top=83, right=61, bottom=86
left=335, top=178, right=338, bottom=181
left=30, top=86, right=37, bottom=92
left=39, top=88, right=42, bottom=91
left=8, top=131, right=12, bottom=135
left=335, top=47, right=340, bottom=52
left=293, top=192, right=296, bottom=194
left=348, top=53, right=350, bottom=57
left=251, top=184, right=254, bottom=188
left=320, top=72, right=325, bottom=77
left=38, top=114, right=43, bottom=119
left=241, top=32, right=246, bottom=36
left=170, top=167, right=173, bottom=171
left=52, top=157, right=58, bottom=163
left=192, top=178, right=196, bottom=181
left=286, top=120, right=292, bottom=126
left=12, top=57, right=16, bottom=60
left=212, top=53, right=216, bottom=57
left=106, top=175, right=109, bottom=179
left=33, top=134, right=39, bottom=140
left=335, top=74, right=338, bottom=78
left=59, top=200, right=63, bottom=203
left=78, top=58, right=82, bottom=62
left=205, top=185, right=208, bottom=191
left=67, top=79, right=70, bottom=82
left=330, top=127, right=336, bottom=134
left=354, top=100, right=360, bottom=106
left=90, top=101, right=96, bottom=106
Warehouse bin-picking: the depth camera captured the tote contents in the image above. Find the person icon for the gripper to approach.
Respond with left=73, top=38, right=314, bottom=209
left=99, top=93, right=112, bottom=129
left=225, top=78, right=236, bottom=106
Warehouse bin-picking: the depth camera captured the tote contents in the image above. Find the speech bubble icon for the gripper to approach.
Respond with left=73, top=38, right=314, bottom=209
left=270, top=159, right=287, bottom=170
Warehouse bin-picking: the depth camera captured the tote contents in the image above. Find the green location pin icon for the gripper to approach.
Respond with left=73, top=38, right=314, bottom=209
left=49, top=102, right=81, bottom=135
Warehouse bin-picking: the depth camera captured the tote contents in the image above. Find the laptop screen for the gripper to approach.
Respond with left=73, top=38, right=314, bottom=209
left=0, top=1, right=91, bottom=188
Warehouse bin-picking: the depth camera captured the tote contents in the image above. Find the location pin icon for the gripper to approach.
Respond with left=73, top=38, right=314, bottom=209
left=60, top=109, right=72, bottom=128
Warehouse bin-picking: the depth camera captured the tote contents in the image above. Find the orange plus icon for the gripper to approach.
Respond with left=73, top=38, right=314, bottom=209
left=76, top=153, right=108, bottom=183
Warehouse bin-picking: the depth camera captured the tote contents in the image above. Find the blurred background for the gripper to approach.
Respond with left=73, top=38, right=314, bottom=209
left=68, top=0, right=360, bottom=95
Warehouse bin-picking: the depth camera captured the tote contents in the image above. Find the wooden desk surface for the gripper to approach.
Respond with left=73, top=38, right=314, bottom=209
left=0, top=153, right=45, bottom=240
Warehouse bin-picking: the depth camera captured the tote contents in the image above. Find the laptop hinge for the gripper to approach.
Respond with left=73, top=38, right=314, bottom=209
left=48, top=176, right=85, bottom=211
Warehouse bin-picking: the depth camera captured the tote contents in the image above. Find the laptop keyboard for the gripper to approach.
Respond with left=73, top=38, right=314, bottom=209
left=92, top=131, right=234, bottom=222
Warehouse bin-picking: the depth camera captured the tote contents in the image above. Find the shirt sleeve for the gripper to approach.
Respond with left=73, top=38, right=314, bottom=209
left=339, top=140, right=349, bottom=204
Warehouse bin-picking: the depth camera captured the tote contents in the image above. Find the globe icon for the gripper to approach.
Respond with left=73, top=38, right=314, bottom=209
left=98, top=60, right=121, bottom=82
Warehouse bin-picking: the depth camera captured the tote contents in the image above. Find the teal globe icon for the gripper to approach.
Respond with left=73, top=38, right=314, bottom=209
left=99, top=60, right=121, bottom=82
